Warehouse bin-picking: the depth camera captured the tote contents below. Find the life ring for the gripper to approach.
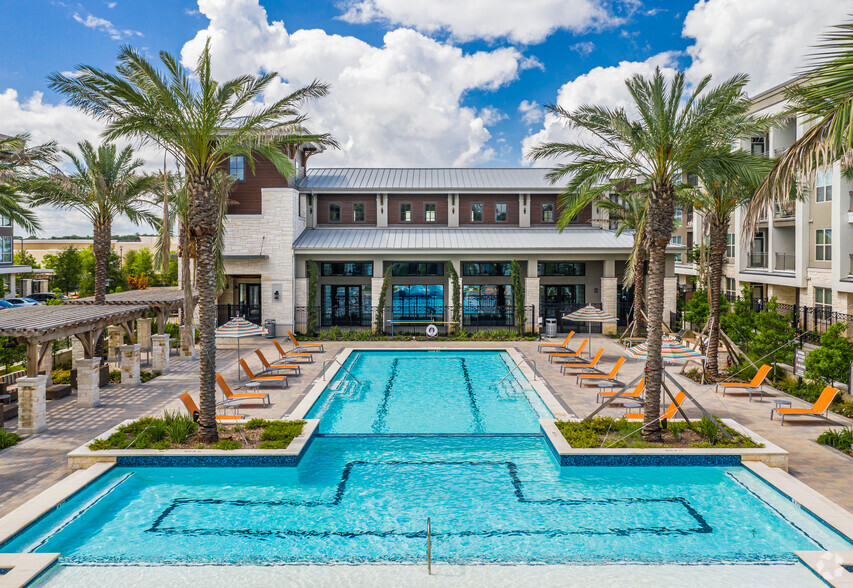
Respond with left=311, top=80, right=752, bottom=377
left=426, top=324, right=439, bottom=338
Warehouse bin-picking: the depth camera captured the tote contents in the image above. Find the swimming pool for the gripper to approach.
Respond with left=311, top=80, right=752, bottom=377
left=305, top=350, right=552, bottom=433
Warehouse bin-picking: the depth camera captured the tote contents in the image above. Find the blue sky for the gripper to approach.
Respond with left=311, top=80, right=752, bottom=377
left=1, top=0, right=850, bottom=235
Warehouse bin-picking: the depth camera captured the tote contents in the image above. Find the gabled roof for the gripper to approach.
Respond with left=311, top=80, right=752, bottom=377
left=297, top=168, right=559, bottom=192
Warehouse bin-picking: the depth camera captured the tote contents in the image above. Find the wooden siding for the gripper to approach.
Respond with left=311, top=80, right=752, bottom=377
left=459, top=195, right=519, bottom=225
left=388, top=194, right=448, bottom=225
left=317, top=194, right=378, bottom=225
left=530, top=195, right=591, bottom=226
left=224, top=155, right=289, bottom=216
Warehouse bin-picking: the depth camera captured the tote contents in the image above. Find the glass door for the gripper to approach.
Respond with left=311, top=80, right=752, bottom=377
left=323, top=285, right=369, bottom=326
left=238, top=283, right=262, bottom=324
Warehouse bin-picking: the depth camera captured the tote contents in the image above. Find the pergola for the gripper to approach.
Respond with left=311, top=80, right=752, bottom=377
left=0, top=304, right=149, bottom=376
left=67, top=288, right=192, bottom=333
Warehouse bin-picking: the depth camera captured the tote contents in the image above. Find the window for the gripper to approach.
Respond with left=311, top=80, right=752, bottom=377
left=816, top=228, right=832, bottom=261
left=671, top=235, right=683, bottom=263
left=400, top=203, right=412, bottom=222
left=541, top=203, right=554, bottom=223
left=352, top=202, right=365, bottom=222
left=540, top=284, right=585, bottom=307
left=495, top=203, right=507, bottom=222
left=320, top=262, right=373, bottom=277
left=537, top=262, right=585, bottom=277
left=424, top=203, right=436, bottom=222
left=751, top=136, right=765, bottom=156
left=229, top=156, right=245, bottom=181
left=725, top=278, right=736, bottom=297
left=463, top=284, right=513, bottom=326
left=0, top=236, right=11, bottom=264
left=726, top=233, right=735, bottom=258
left=392, top=284, right=444, bottom=318
left=328, top=203, right=341, bottom=223
left=816, top=169, right=833, bottom=202
left=815, top=287, right=832, bottom=322
left=674, top=206, right=683, bottom=223
left=391, top=262, right=444, bottom=277
left=471, top=203, right=483, bottom=222
left=462, top=262, right=512, bottom=277
left=0, top=216, right=10, bottom=227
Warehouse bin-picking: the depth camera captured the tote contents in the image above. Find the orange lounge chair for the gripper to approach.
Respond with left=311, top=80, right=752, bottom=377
left=577, top=357, right=626, bottom=387
left=771, top=386, right=840, bottom=425
left=716, top=364, right=772, bottom=402
left=626, top=391, right=687, bottom=421
left=548, top=339, right=588, bottom=363
left=598, top=377, right=644, bottom=404
left=561, top=348, right=604, bottom=375
left=239, top=359, right=288, bottom=388
left=538, top=331, right=575, bottom=353
left=254, top=349, right=301, bottom=375
left=216, top=373, right=271, bottom=406
left=273, top=339, right=313, bottom=363
left=179, top=392, right=244, bottom=422
left=287, top=331, right=324, bottom=353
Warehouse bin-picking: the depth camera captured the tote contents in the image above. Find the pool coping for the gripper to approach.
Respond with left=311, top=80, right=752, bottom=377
left=65, top=419, right=320, bottom=471
left=539, top=418, right=789, bottom=469
left=795, top=550, right=853, bottom=587
left=287, top=346, right=570, bottom=421
left=0, top=553, right=60, bottom=588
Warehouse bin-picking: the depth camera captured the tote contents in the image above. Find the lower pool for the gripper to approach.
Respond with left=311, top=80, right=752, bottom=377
left=3, top=437, right=850, bottom=565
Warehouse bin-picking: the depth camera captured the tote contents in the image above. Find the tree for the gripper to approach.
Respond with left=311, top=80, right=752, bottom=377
left=510, top=259, right=525, bottom=334
left=375, top=266, right=392, bottom=333
left=49, top=42, right=337, bottom=442
left=447, top=261, right=461, bottom=332
left=0, top=133, right=54, bottom=234
left=751, top=298, right=796, bottom=366
left=528, top=68, right=766, bottom=440
left=78, top=247, right=125, bottom=297
left=26, top=141, right=158, bottom=358
left=721, top=284, right=757, bottom=351
left=43, top=247, right=82, bottom=294
left=805, top=323, right=853, bottom=387
left=127, top=247, right=155, bottom=281
left=13, top=250, right=39, bottom=280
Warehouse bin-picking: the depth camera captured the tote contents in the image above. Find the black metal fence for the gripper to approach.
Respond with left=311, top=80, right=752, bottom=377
left=216, top=304, right=262, bottom=327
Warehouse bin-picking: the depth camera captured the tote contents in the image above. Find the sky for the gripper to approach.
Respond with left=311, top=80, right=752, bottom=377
left=2, top=0, right=851, bottom=237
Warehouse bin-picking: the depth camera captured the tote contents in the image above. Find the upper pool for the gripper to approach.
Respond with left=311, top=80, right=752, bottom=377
left=305, top=350, right=552, bottom=433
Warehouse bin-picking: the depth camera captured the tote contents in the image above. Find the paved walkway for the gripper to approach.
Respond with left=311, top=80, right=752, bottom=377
left=1, top=336, right=852, bottom=518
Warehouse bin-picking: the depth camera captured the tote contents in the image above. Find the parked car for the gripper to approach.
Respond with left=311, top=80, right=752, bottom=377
left=0, top=300, right=14, bottom=309
left=28, top=292, right=63, bottom=303
left=5, top=297, right=40, bottom=307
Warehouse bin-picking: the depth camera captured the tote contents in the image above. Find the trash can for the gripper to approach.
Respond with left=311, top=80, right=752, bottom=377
left=264, top=319, right=276, bottom=339
left=545, top=318, right=557, bottom=338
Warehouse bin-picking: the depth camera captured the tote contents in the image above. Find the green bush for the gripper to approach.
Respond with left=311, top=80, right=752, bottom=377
left=817, top=426, right=853, bottom=452
left=140, top=370, right=160, bottom=383
left=212, top=439, right=241, bottom=450
left=775, top=380, right=835, bottom=404
left=805, top=323, right=853, bottom=387
left=695, top=417, right=719, bottom=445
left=52, top=369, right=71, bottom=385
left=164, top=415, right=198, bottom=444
left=151, top=440, right=172, bottom=450
left=0, top=429, right=22, bottom=450
left=109, top=369, right=122, bottom=383
left=260, top=420, right=305, bottom=446
left=245, top=418, right=269, bottom=429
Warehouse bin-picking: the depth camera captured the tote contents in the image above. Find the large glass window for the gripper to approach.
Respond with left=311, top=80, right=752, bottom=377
left=322, top=284, right=371, bottom=327
left=400, top=203, right=412, bottom=222
left=328, top=203, right=341, bottom=223
left=671, top=235, right=683, bottom=263
left=816, top=169, right=833, bottom=202
left=0, top=236, right=10, bottom=263
left=353, top=202, right=365, bottom=222
left=537, top=262, right=585, bottom=277
left=471, top=203, right=483, bottom=222
left=463, top=284, right=513, bottom=326
left=815, top=287, right=832, bottom=323
left=541, top=203, right=554, bottom=222
left=320, top=262, right=373, bottom=277
left=392, top=284, right=444, bottom=318
left=424, top=203, right=436, bottom=222
left=462, top=262, right=511, bottom=276
left=816, top=228, right=832, bottom=261
left=540, top=284, right=585, bottom=307
left=229, top=156, right=245, bottom=181
left=495, top=203, right=507, bottom=222
left=391, top=262, right=444, bottom=277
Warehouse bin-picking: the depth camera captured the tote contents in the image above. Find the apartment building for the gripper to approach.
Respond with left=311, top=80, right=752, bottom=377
left=219, top=152, right=681, bottom=334
left=675, top=79, right=853, bottom=320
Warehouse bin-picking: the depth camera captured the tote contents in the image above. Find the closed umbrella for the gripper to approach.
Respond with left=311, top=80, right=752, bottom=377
left=562, top=304, right=616, bottom=334
left=215, top=317, right=266, bottom=379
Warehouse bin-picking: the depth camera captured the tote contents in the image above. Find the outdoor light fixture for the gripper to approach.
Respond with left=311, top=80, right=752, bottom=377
left=274, top=290, right=280, bottom=301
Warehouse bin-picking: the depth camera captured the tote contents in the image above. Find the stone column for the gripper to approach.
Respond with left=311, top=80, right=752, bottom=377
left=76, top=358, right=101, bottom=408
left=17, top=375, right=47, bottom=435
left=119, top=344, right=141, bottom=385
left=71, top=337, right=85, bottom=369
left=107, top=326, right=123, bottom=361
left=600, top=276, right=619, bottom=335
left=151, top=334, right=171, bottom=373
left=136, top=317, right=152, bottom=350
left=663, top=277, right=678, bottom=328
left=180, top=326, right=196, bottom=358
left=39, top=347, right=54, bottom=386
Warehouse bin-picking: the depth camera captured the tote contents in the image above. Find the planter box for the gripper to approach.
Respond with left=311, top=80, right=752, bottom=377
left=46, top=385, right=72, bottom=400
left=67, top=419, right=320, bottom=472
left=540, top=418, right=789, bottom=470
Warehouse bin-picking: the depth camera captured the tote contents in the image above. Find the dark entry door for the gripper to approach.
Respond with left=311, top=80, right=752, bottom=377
left=323, top=285, right=366, bottom=326
left=238, top=283, right=262, bottom=324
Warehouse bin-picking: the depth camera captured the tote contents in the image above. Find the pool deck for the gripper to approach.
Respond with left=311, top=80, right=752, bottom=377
left=1, top=335, right=852, bottom=518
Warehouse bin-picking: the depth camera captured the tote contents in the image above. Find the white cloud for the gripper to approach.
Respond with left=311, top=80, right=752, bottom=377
left=181, top=0, right=525, bottom=167
left=518, top=99, right=543, bottom=125
left=107, top=2, right=117, bottom=8
left=570, top=41, right=596, bottom=56
left=337, top=0, right=622, bottom=44
left=479, top=107, right=507, bottom=126
left=520, top=53, right=679, bottom=165
left=683, top=0, right=850, bottom=93
left=72, top=12, right=142, bottom=40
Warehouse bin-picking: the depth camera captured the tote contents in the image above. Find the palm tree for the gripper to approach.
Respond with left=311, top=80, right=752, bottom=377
left=0, top=133, right=55, bottom=234
left=528, top=68, right=766, bottom=440
left=595, top=194, right=647, bottom=337
left=49, top=41, right=336, bottom=442
left=27, top=141, right=159, bottom=356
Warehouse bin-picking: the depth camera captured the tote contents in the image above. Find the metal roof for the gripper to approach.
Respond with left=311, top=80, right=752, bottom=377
left=292, top=227, right=636, bottom=253
left=297, top=168, right=559, bottom=192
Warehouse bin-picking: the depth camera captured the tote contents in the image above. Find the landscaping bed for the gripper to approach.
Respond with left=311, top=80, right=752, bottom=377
left=298, top=328, right=537, bottom=342
left=817, top=426, right=853, bottom=457
left=555, top=416, right=764, bottom=449
left=87, top=415, right=305, bottom=451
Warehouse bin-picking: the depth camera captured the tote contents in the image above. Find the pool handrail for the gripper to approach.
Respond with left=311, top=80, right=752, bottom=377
left=496, top=357, right=536, bottom=385
left=322, top=357, right=362, bottom=384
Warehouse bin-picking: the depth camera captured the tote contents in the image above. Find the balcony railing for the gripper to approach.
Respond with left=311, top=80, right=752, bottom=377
left=849, top=253, right=853, bottom=277
left=774, top=204, right=796, bottom=219
left=748, top=251, right=768, bottom=269
left=774, top=252, right=795, bottom=272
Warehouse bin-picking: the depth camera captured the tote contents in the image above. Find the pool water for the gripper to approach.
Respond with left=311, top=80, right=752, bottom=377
left=3, top=436, right=850, bottom=565
left=306, top=350, right=552, bottom=433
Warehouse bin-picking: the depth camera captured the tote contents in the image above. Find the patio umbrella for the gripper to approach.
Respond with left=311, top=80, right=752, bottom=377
left=562, top=304, right=616, bottom=334
left=624, top=335, right=704, bottom=363
left=215, top=317, right=266, bottom=380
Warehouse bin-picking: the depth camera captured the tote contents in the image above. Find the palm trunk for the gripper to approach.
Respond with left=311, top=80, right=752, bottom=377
left=706, top=217, right=727, bottom=379
left=189, top=176, right=218, bottom=443
left=180, top=222, right=195, bottom=355
left=92, top=219, right=111, bottom=360
left=642, top=185, right=675, bottom=442
left=631, top=247, right=645, bottom=337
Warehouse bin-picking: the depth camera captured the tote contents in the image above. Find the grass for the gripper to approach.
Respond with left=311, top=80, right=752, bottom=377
left=555, top=416, right=763, bottom=449
left=87, top=415, right=306, bottom=451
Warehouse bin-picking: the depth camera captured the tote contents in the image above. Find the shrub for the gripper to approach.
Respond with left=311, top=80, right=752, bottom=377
left=140, top=370, right=160, bottom=383
left=152, top=440, right=172, bottom=450
left=245, top=418, right=269, bottom=429
left=165, top=416, right=198, bottom=444
left=695, top=417, right=719, bottom=445
left=260, top=420, right=305, bottom=446
left=52, top=369, right=71, bottom=385
left=805, top=323, right=853, bottom=387
left=212, top=439, right=241, bottom=450
left=109, top=369, right=122, bottom=383
left=144, top=419, right=168, bottom=443
left=0, top=429, right=21, bottom=450
left=817, top=426, right=853, bottom=452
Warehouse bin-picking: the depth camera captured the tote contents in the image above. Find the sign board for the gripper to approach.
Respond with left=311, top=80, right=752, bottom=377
left=794, top=343, right=819, bottom=378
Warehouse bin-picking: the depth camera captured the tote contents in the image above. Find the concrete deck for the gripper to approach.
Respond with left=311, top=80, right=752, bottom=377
left=1, top=335, right=852, bottom=518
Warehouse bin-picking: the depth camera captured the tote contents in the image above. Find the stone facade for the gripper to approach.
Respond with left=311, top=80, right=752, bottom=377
left=151, top=334, right=171, bottom=374
left=17, top=375, right=47, bottom=435
left=180, top=326, right=195, bottom=358
left=119, top=344, right=141, bottom=385
left=106, top=325, right=123, bottom=361
left=663, top=277, right=678, bottom=324
left=38, top=347, right=53, bottom=386
left=600, top=277, right=618, bottom=335
left=136, top=317, right=152, bottom=350
left=70, top=337, right=85, bottom=369
left=76, top=358, right=101, bottom=408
